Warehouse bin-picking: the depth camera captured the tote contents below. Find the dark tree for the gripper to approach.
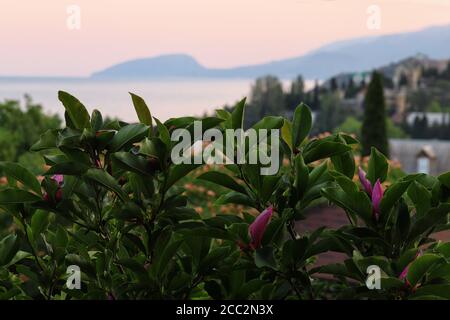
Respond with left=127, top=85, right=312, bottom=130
left=345, top=77, right=359, bottom=99
left=399, top=73, right=408, bottom=87
left=330, top=77, right=338, bottom=92
left=442, top=62, right=450, bottom=80
left=285, top=75, right=305, bottom=111
left=311, top=80, right=320, bottom=111
left=361, top=71, right=389, bottom=157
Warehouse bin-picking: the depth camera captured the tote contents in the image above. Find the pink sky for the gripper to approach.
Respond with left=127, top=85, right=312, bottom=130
left=1, top=0, right=450, bottom=76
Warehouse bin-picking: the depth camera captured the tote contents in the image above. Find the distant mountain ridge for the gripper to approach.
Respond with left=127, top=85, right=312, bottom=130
left=92, top=24, right=450, bottom=80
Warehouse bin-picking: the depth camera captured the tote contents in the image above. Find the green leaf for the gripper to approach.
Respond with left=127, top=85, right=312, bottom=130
left=281, top=119, right=293, bottom=151
left=198, top=246, right=230, bottom=274
left=294, top=154, right=309, bottom=198
left=303, top=141, right=351, bottom=164
left=321, top=186, right=372, bottom=226
left=130, top=92, right=153, bottom=127
left=407, top=254, right=444, bottom=287
left=153, top=239, right=183, bottom=277
left=308, top=160, right=328, bottom=187
left=215, top=191, right=256, bottom=207
left=31, top=210, right=50, bottom=240
left=331, top=135, right=355, bottom=179
left=30, top=129, right=58, bottom=151
left=58, top=91, right=90, bottom=130
left=438, top=171, right=450, bottom=188
left=4, top=251, right=32, bottom=268
left=260, top=175, right=281, bottom=203
left=408, top=203, right=450, bottom=241
left=45, top=161, right=89, bottom=176
left=435, top=242, right=450, bottom=258
left=255, top=246, right=277, bottom=269
left=197, top=171, right=246, bottom=194
left=165, top=164, right=200, bottom=191
left=90, top=109, right=103, bottom=131
left=185, top=117, right=224, bottom=142
left=395, top=199, right=410, bottom=242
left=379, top=179, right=412, bottom=217
left=252, top=116, right=284, bottom=131
left=282, top=237, right=309, bottom=267
left=407, top=181, right=431, bottom=218
left=165, top=116, right=196, bottom=130
left=366, top=147, right=388, bottom=184
left=0, top=162, right=42, bottom=195
left=139, top=137, right=167, bottom=161
left=0, top=234, right=20, bottom=267
left=0, top=188, right=42, bottom=204
left=112, top=152, right=152, bottom=176
left=109, top=123, right=149, bottom=152
left=231, top=98, right=246, bottom=129
left=292, top=103, right=312, bottom=148
left=154, top=118, right=171, bottom=147
left=117, top=258, right=148, bottom=278
left=84, top=168, right=127, bottom=202
left=261, top=218, right=285, bottom=247
left=65, top=254, right=95, bottom=276
left=410, top=285, right=450, bottom=300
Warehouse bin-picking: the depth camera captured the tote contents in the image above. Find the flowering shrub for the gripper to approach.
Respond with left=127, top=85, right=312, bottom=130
left=0, top=91, right=449, bottom=300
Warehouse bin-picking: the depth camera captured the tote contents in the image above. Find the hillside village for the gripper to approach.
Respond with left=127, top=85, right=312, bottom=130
left=323, top=54, right=450, bottom=134
left=237, top=54, right=450, bottom=175
left=322, top=54, right=450, bottom=174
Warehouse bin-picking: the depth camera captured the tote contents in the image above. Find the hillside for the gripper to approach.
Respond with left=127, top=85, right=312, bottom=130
left=92, top=24, right=450, bottom=80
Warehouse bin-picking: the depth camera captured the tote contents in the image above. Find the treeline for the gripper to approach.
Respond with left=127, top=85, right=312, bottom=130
left=404, top=114, right=450, bottom=140
left=0, top=96, right=61, bottom=173
left=232, top=74, right=405, bottom=142
left=228, top=75, right=353, bottom=132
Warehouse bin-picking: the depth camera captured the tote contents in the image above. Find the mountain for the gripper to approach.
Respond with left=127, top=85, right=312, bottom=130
left=92, top=24, right=450, bottom=80
left=91, top=54, right=210, bottom=78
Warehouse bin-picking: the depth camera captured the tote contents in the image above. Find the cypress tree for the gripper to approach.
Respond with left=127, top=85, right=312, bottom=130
left=361, top=71, right=389, bottom=157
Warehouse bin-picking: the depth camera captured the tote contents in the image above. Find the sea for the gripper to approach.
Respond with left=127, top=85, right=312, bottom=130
left=0, top=78, right=306, bottom=123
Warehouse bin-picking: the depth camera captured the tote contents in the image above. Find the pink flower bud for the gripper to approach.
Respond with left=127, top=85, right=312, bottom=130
left=358, top=167, right=372, bottom=196
left=249, top=207, right=273, bottom=249
left=52, top=174, right=64, bottom=186
left=371, top=179, right=383, bottom=220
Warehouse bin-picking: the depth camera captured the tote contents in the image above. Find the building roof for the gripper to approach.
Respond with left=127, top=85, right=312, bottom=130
left=390, top=139, right=450, bottom=174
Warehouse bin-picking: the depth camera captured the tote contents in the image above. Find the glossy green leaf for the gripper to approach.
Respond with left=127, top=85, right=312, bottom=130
left=130, top=92, right=153, bottom=127
left=366, top=147, right=388, bottom=184
left=0, top=234, right=20, bottom=267
left=231, top=98, right=246, bottom=129
left=303, top=141, right=351, bottom=164
left=30, top=129, right=58, bottom=151
left=292, top=103, right=312, bottom=148
left=0, top=188, right=42, bottom=204
left=109, top=123, right=149, bottom=152
left=0, top=161, right=42, bottom=195
left=407, top=254, right=443, bottom=287
left=112, top=151, right=152, bottom=176
left=58, top=91, right=90, bottom=130
left=165, top=164, right=200, bottom=191
left=84, top=168, right=127, bottom=202
left=197, top=171, right=246, bottom=194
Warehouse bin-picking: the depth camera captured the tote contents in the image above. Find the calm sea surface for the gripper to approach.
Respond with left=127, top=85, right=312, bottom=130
left=0, top=78, right=269, bottom=122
